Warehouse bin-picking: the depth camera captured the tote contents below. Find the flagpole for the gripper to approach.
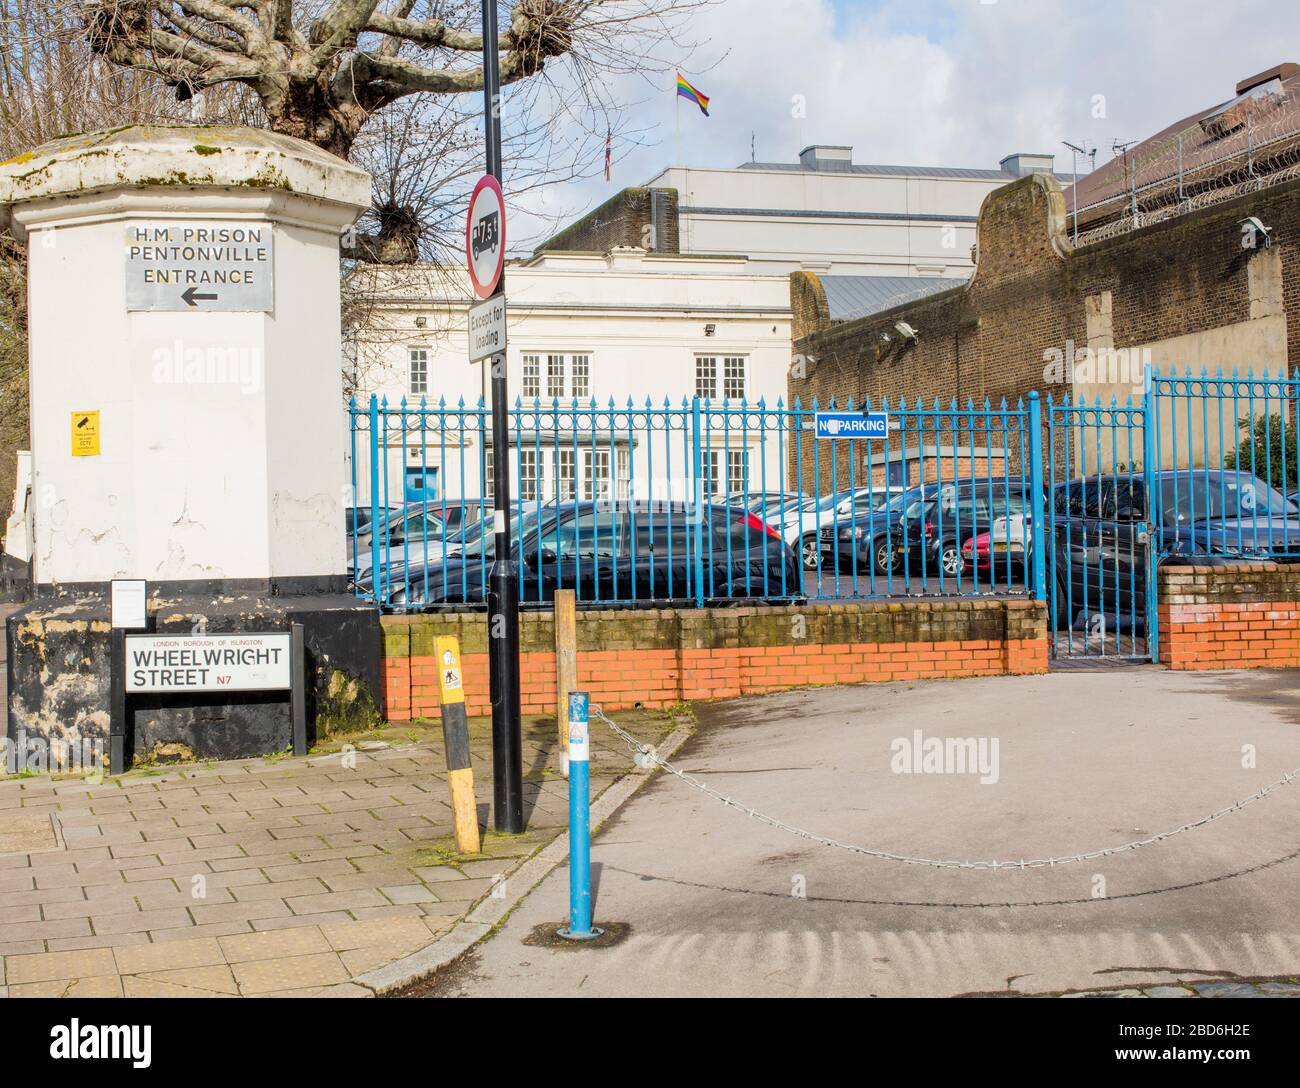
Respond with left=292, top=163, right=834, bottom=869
left=674, top=84, right=680, bottom=168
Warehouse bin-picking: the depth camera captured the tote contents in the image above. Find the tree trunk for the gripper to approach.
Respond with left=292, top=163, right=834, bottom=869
left=263, top=84, right=418, bottom=264
left=266, top=82, right=365, bottom=161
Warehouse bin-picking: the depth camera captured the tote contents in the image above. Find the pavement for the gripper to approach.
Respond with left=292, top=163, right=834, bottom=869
left=419, top=669, right=1300, bottom=997
left=0, top=709, right=679, bottom=997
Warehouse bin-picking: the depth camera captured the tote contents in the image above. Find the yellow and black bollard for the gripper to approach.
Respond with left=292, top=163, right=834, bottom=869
left=435, top=635, right=481, bottom=855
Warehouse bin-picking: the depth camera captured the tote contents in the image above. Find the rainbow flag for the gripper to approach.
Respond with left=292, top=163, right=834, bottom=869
left=676, top=73, right=710, bottom=117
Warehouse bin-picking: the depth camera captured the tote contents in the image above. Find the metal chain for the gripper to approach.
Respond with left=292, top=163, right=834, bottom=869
left=594, top=706, right=1300, bottom=872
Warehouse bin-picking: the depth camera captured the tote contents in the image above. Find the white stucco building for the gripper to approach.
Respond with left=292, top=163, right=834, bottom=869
left=349, top=249, right=792, bottom=506
left=641, top=146, right=1073, bottom=279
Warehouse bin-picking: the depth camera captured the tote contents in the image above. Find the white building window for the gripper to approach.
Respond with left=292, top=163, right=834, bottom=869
left=555, top=449, right=576, bottom=500
left=702, top=449, right=749, bottom=497
left=702, top=451, right=719, bottom=496
left=522, top=355, right=540, bottom=400
left=696, top=355, right=747, bottom=401
left=547, top=354, right=565, bottom=399
left=519, top=448, right=538, bottom=501
left=524, top=353, right=593, bottom=400
left=483, top=448, right=493, bottom=500
left=409, top=348, right=429, bottom=395
left=727, top=449, right=748, bottom=495
left=583, top=449, right=611, bottom=500
left=723, top=356, right=747, bottom=400
left=616, top=447, right=630, bottom=499
left=695, top=356, right=717, bottom=399
left=571, top=354, right=590, bottom=400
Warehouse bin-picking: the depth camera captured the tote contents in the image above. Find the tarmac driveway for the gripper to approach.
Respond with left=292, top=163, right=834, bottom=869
left=429, top=669, right=1300, bottom=997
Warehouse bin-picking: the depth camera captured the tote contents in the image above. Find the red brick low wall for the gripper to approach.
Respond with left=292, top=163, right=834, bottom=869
left=381, top=599, right=1048, bottom=720
left=1159, top=563, right=1300, bottom=670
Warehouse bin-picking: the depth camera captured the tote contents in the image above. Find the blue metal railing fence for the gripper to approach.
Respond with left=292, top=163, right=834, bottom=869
left=346, top=369, right=1300, bottom=618
left=348, top=395, right=1038, bottom=611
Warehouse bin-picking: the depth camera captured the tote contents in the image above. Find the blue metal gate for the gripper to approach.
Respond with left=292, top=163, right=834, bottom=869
left=1045, top=392, right=1157, bottom=661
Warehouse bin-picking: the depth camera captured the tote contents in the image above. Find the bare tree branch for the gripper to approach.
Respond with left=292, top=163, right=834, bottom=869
left=68, top=0, right=715, bottom=261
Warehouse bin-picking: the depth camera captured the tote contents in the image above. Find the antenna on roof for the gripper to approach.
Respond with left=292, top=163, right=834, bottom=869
left=751, top=131, right=756, bottom=163
left=1062, top=140, right=1090, bottom=243
left=1111, top=140, right=1140, bottom=227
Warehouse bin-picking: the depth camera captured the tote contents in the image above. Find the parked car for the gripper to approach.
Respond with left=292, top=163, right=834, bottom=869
left=819, top=485, right=933, bottom=576
left=1048, top=469, right=1300, bottom=630
left=719, top=488, right=896, bottom=571
left=348, top=504, right=446, bottom=579
left=961, top=521, right=1033, bottom=584
left=758, top=492, right=857, bottom=570
left=727, top=491, right=804, bottom=516
left=906, top=478, right=1036, bottom=578
left=344, top=505, right=397, bottom=536
left=823, top=479, right=1029, bottom=579
left=962, top=507, right=1034, bottom=583
left=416, top=499, right=488, bottom=539
left=360, top=500, right=801, bottom=609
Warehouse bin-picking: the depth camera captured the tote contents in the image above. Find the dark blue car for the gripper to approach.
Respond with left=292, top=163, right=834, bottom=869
left=1049, top=469, right=1300, bottom=629
left=359, top=499, right=801, bottom=609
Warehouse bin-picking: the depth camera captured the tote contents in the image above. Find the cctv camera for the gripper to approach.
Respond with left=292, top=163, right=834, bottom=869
left=894, top=321, right=919, bottom=343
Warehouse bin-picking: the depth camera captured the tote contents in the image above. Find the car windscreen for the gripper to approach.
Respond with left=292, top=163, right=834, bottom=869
left=456, top=509, right=546, bottom=558
left=1158, top=475, right=1294, bottom=521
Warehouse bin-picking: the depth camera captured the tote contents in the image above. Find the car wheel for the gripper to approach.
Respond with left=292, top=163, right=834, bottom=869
left=800, top=534, right=822, bottom=571
left=939, top=542, right=964, bottom=577
left=873, top=540, right=899, bottom=576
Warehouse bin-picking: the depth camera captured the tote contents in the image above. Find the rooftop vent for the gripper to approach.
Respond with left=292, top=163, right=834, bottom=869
left=999, top=153, right=1056, bottom=177
left=798, top=145, right=854, bottom=170
left=1202, top=68, right=1292, bottom=141
left=1236, top=63, right=1299, bottom=96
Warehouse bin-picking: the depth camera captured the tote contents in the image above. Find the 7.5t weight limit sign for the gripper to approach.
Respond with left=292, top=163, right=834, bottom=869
left=466, top=175, right=506, bottom=300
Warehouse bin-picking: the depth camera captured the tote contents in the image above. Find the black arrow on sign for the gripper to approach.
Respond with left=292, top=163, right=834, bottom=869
left=181, top=286, right=218, bottom=307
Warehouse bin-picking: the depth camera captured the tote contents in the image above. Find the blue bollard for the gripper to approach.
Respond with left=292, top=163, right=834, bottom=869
left=558, top=691, right=603, bottom=941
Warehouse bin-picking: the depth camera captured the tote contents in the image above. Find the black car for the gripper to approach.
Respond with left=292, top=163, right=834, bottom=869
left=1048, top=469, right=1300, bottom=630
left=362, top=500, right=802, bottom=608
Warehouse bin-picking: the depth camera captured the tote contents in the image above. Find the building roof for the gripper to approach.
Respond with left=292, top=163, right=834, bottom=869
left=736, top=160, right=1016, bottom=181
left=819, top=275, right=967, bottom=322
left=1068, top=62, right=1300, bottom=219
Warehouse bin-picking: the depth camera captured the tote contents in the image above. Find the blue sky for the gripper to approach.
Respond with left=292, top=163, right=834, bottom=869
left=509, top=0, right=1300, bottom=245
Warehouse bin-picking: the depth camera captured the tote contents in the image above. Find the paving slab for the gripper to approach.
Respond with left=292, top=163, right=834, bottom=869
left=0, top=709, right=677, bottom=997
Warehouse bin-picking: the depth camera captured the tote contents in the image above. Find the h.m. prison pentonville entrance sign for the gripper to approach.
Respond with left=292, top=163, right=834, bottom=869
left=125, top=220, right=274, bottom=312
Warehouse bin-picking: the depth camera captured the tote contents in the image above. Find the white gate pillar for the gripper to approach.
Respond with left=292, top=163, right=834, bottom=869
left=1, top=127, right=382, bottom=760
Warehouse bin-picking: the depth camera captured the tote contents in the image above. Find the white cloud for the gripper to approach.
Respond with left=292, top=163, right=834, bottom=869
left=505, top=0, right=1300, bottom=246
